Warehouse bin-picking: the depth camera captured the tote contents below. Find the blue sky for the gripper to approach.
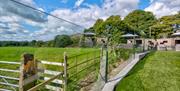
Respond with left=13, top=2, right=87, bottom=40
left=34, top=0, right=150, bottom=12
left=0, top=0, right=179, bottom=41
left=139, top=0, right=151, bottom=9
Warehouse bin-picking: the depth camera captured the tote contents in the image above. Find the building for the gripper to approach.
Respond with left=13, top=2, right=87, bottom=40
left=126, top=32, right=180, bottom=51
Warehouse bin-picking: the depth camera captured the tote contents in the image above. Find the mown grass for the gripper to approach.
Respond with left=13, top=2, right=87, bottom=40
left=0, top=47, right=99, bottom=61
left=0, top=47, right=100, bottom=90
left=115, top=51, right=180, bottom=91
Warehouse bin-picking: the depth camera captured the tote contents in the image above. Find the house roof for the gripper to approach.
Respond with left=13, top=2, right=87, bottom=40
left=83, top=32, right=96, bottom=36
left=121, top=33, right=138, bottom=38
left=172, top=32, right=180, bottom=36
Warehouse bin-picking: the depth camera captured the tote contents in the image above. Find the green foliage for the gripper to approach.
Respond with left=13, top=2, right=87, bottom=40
left=114, top=48, right=133, bottom=60
left=150, top=13, right=180, bottom=39
left=84, top=27, right=94, bottom=33
left=93, top=19, right=104, bottom=35
left=71, top=35, right=81, bottom=47
left=151, top=23, right=172, bottom=39
left=124, top=10, right=157, bottom=37
left=90, top=15, right=132, bottom=45
left=54, top=35, right=73, bottom=47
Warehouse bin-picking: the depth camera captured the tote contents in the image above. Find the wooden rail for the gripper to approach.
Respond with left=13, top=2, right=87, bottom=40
left=0, top=61, right=20, bottom=65
left=0, top=88, right=12, bottom=91
left=41, top=60, right=64, bottom=66
left=0, top=82, right=19, bottom=88
left=44, top=77, right=63, bottom=84
left=0, top=60, right=64, bottom=66
left=27, top=72, right=63, bottom=91
left=0, top=75, right=19, bottom=80
left=0, top=68, right=20, bottom=73
left=0, top=68, right=61, bottom=76
left=0, top=52, right=69, bottom=91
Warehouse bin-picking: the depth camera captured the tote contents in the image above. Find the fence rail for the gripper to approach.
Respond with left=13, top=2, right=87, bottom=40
left=0, top=59, right=66, bottom=91
left=0, top=88, right=12, bottom=91
left=27, top=72, right=63, bottom=91
left=0, top=82, right=19, bottom=88
left=0, top=75, right=19, bottom=80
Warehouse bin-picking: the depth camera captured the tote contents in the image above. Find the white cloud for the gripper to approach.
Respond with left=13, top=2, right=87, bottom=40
left=150, top=0, right=154, bottom=3
left=53, top=0, right=139, bottom=28
left=0, top=0, right=47, bottom=40
left=74, top=0, right=85, bottom=8
left=145, top=0, right=180, bottom=18
left=0, top=0, right=140, bottom=41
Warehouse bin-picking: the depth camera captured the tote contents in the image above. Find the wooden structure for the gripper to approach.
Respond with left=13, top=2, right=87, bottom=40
left=80, top=32, right=96, bottom=47
left=0, top=53, right=68, bottom=91
left=19, top=53, right=38, bottom=91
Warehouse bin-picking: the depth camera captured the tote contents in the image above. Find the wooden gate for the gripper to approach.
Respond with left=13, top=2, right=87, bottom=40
left=0, top=52, right=68, bottom=91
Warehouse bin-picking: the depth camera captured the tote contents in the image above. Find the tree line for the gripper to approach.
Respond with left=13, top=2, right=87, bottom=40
left=0, top=34, right=80, bottom=47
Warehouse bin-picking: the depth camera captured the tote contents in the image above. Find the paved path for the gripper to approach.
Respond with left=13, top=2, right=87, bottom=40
left=102, top=52, right=149, bottom=91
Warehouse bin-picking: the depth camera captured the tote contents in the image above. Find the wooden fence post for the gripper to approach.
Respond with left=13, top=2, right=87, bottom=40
left=19, top=60, right=24, bottom=91
left=64, top=52, right=68, bottom=91
left=19, top=53, right=38, bottom=91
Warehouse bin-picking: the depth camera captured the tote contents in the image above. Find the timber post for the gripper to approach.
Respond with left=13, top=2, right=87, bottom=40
left=64, top=52, right=68, bottom=91
left=19, top=53, right=38, bottom=91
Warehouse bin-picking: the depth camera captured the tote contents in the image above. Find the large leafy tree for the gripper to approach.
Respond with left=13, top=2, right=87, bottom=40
left=92, top=19, right=104, bottom=35
left=54, top=35, right=73, bottom=47
left=85, top=15, right=133, bottom=57
left=92, top=15, right=132, bottom=44
left=124, top=10, right=157, bottom=37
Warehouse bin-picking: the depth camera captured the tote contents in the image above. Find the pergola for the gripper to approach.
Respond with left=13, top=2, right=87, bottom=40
left=172, top=32, right=180, bottom=37
left=79, top=32, right=96, bottom=47
left=121, top=33, right=138, bottom=38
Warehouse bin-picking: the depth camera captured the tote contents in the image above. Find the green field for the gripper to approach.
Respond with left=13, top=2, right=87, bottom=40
left=0, top=47, right=100, bottom=61
left=0, top=47, right=100, bottom=90
left=115, top=51, right=180, bottom=91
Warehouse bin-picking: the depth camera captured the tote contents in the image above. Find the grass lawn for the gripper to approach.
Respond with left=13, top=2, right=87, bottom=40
left=115, top=51, right=180, bottom=91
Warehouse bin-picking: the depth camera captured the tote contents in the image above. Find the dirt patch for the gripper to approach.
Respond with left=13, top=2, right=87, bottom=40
left=78, top=59, right=131, bottom=91
left=108, top=59, right=131, bottom=79
left=78, top=71, right=97, bottom=91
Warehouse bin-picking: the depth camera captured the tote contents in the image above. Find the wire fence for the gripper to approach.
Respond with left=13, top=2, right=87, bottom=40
left=66, top=50, right=101, bottom=91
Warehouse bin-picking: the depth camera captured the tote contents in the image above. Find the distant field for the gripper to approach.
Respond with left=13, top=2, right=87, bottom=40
left=115, top=51, right=180, bottom=91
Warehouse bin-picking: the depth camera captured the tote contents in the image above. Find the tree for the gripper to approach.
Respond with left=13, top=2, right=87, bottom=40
left=54, top=35, right=73, bottom=47
left=93, top=19, right=104, bottom=35
left=124, top=10, right=157, bottom=37
left=30, top=40, right=36, bottom=46
left=87, top=15, right=133, bottom=57
left=71, top=34, right=81, bottom=47
left=47, top=40, right=54, bottom=47
left=84, top=27, right=94, bottom=33
left=35, top=41, right=45, bottom=47
left=150, top=12, right=180, bottom=39
left=95, top=15, right=132, bottom=44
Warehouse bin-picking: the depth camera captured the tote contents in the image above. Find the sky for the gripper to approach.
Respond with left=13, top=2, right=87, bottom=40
left=0, top=0, right=179, bottom=41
